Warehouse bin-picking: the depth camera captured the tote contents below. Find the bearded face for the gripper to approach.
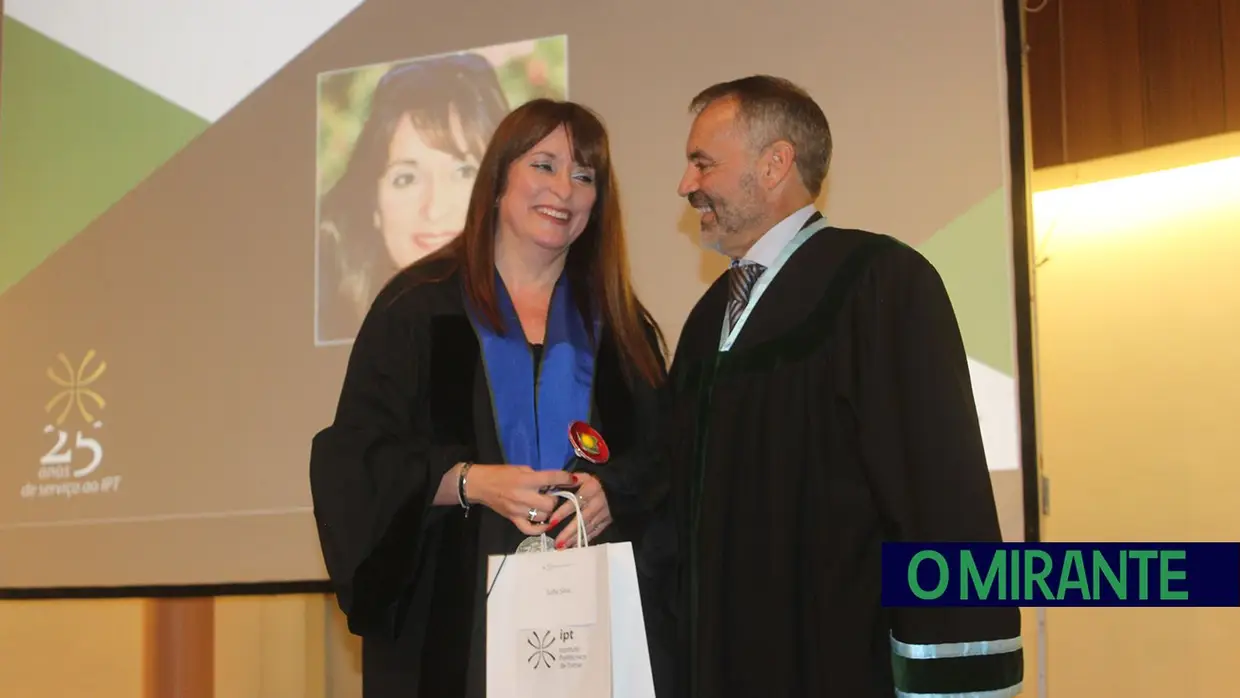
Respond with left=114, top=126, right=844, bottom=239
left=677, top=100, right=772, bottom=257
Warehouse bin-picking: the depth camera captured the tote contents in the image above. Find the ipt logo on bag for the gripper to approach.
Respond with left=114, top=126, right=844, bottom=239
left=19, top=350, right=122, bottom=500
left=524, top=627, right=590, bottom=671
left=488, top=539, right=655, bottom=696
left=526, top=630, right=557, bottom=669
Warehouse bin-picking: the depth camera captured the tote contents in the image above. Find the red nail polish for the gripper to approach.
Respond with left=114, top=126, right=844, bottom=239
left=549, top=518, right=559, bottom=527
left=556, top=541, right=565, bottom=549
left=571, top=475, right=580, bottom=484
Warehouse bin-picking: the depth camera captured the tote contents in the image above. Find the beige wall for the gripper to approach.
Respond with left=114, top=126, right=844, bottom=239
left=0, top=598, right=146, bottom=696
left=0, top=595, right=363, bottom=697
left=1032, top=132, right=1240, bottom=697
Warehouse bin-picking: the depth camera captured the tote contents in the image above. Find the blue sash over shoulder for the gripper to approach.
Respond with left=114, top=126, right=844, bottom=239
left=464, top=269, right=600, bottom=471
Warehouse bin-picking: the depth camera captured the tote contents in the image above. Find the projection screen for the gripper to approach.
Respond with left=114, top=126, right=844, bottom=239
left=0, top=0, right=1037, bottom=593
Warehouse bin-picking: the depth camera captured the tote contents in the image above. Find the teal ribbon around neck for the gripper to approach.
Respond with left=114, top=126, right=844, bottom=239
left=719, top=215, right=830, bottom=351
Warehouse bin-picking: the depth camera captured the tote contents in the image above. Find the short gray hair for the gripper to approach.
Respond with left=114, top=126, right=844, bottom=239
left=689, top=75, right=832, bottom=198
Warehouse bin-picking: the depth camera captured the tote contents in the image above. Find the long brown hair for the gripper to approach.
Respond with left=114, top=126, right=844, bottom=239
left=417, top=98, right=666, bottom=386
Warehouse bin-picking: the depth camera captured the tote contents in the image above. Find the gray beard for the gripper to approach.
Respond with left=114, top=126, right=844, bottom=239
left=699, top=223, right=764, bottom=259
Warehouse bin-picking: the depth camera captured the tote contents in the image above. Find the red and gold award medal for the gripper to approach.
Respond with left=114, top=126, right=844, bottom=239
left=568, top=421, right=609, bottom=464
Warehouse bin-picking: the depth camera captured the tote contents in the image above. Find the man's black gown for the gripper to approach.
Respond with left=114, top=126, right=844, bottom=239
left=309, top=261, right=675, bottom=698
left=657, top=216, right=1024, bottom=697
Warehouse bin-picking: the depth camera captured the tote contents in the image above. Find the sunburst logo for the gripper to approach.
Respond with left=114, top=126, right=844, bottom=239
left=45, top=350, right=107, bottom=426
left=526, top=630, right=556, bottom=669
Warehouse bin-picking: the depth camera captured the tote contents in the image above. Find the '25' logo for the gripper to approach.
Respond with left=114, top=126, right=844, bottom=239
left=41, top=423, right=103, bottom=478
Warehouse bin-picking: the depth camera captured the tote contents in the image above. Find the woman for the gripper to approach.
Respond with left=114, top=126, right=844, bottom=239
left=309, top=98, right=673, bottom=698
left=316, top=52, right=511, bottom=343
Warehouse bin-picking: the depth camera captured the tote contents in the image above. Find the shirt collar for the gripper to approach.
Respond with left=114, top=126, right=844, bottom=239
left=738, top=204, right=819, bottom=268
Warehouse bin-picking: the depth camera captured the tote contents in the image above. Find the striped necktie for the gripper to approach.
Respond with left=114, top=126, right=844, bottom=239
left=726, top=261, right=766, bottom=333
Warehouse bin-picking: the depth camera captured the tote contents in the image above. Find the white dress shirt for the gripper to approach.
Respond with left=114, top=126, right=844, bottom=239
left=738, top=204, right=818, bottom=268
left=723, top=204, right=819, bottom=337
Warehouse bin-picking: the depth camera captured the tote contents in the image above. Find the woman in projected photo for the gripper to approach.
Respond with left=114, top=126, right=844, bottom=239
left=317, top=52, right=511, bottom=343
left=309, top=99, right=674, bottom=698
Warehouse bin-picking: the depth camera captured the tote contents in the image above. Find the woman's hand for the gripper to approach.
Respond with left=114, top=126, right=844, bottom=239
left=550, top=473, right=611, bottom=549
left=463, top=464, right=577, bottom=535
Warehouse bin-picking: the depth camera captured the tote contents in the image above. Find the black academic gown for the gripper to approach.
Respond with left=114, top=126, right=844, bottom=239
left=660, top=216, right=1024, bottom=697
left=309, top=261, right=675, bottom=698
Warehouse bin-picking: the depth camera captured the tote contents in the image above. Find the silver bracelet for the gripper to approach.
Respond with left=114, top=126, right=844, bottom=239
left=456, top=462, right=474, bottom=515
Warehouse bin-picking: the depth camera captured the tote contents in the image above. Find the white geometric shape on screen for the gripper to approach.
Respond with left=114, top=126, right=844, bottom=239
left=968, top=357, right=1021, bottom=472
left=5, top=0, right=364, bottom=122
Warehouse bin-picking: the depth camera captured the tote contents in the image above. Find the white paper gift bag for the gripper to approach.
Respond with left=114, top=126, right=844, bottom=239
left=485, top=492, right=656, bottom=698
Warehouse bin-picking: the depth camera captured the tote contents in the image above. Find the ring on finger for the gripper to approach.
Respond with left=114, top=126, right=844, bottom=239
left=527, top=507, right=540, bottom=522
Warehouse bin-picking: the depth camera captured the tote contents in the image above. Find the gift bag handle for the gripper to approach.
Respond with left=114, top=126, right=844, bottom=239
left=533, top=490, right=588, bottom=552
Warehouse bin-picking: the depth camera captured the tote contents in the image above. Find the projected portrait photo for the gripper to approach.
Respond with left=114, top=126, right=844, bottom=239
left=314, top=36, right=568, bottom=345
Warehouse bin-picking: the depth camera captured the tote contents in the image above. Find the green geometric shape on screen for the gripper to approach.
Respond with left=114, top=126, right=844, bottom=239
left=0, top=16, right=209, bottom=296
left=915, top=187, right=1015, bottom=377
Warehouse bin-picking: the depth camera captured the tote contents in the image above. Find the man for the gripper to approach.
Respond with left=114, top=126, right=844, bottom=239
left=661, top=75, right=1024, bottom=697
